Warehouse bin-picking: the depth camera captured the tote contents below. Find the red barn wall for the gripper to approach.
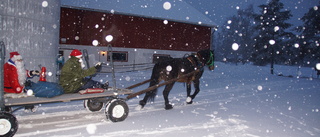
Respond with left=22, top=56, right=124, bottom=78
left=60, top=7, right=211, bottom=52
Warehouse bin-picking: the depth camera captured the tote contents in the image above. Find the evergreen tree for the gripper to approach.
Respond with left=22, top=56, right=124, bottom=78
left=237, top=5, right=257, bottom=63
left=252, top=0, right=293, bottom=66
left=295, top=2, right=320, bottom=66
left=215, top=4, right=256, bottom=64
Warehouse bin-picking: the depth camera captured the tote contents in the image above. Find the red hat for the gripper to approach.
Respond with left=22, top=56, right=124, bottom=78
left=10, top=51, right=23, bottom=61
left=10, top=52, right=20, bottom=58
left=70, top=49, right=82, bottom=58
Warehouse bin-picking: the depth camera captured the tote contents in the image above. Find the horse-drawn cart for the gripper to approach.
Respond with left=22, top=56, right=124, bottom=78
left=0, top=42, right=138, bottom=136
left=0, top=42, right=213, bottom=136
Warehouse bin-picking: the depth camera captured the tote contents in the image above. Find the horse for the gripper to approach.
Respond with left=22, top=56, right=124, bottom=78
left=139, top=49, right=215, bottom=110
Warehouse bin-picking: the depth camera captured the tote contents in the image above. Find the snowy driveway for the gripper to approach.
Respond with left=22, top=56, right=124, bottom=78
left=14, top=62, right=320, bottom=137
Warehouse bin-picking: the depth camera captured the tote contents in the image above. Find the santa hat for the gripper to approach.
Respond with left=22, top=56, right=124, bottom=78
left=70, top=49, right=83, bottom=58
left=10, top=51, right=23, bottom=61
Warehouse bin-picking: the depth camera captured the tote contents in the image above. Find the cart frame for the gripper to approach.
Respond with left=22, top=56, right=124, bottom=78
left=0, top=42, right=199, bottom=136
left=0, top=43, right=132, bottom=136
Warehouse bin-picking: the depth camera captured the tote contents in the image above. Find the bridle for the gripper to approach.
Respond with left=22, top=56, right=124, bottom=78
left=206, top=51, right=214, bottom=67
left=196, top=51, right=214, bottom=67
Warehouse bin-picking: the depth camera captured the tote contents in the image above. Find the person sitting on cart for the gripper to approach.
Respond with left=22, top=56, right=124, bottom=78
left=4, top=52, right=40, bottom=112
left=4, top=52, right=40, bottom=94
left=59, top=49, right=108, bottom=93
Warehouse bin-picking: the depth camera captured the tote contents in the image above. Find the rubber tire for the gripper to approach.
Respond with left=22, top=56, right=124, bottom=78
left=105, top=99, right=129, bottom=122
left=84, top=99, right=104, bottom=112
left=5, top=107, right=12, bottom=113
left=0, top=112, right=18, bottom=137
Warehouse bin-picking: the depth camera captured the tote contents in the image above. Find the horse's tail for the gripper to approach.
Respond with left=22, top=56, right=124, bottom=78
left=147, top=64, right=161, bottom=102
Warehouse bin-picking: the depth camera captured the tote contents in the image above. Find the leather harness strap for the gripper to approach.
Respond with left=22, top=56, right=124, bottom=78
left=186, top=55, right=204, bottom=70
left=196, top=53, right=205, bottom=66
left=187, top=56, right=196, bottom=67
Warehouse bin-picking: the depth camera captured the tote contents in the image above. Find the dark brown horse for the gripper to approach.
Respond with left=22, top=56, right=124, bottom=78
left=139, top=49, right=215, bottom=110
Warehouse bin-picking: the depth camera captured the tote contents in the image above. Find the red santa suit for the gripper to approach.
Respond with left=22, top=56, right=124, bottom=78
left=4, top=52, right=34, bottom=93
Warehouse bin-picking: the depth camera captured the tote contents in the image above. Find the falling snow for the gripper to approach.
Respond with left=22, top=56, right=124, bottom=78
left=125, top=76, right=131, bottom=81
left=92, top=40, right=99, bottom=46
left=316, top=63, right=320, bottom=70
left=232, top=43, right=239, bottom=51
left=294, top=43, right=300, bottom=48
left=257, top=85, right=263, bottom=91
left=166, top=65, right=172, bottom=72
left=274, top=26, right=279, bottom=32
left=105, top=35, right=113, bottom=42
left=269, top=40, right=276, bottom=45
left=163, top=2, right=171, bottom=10
left=13, top=62, right=320, bottom=137
left=163, top=20, right=168, bottom=24
left=3, top=0, right=320, bottom=137
left=42, top=1, right=48, bottom=8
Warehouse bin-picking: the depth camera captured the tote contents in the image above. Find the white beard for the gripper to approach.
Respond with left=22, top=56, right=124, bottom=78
left=15, top=61, right=27, bottom=86
left=79, top=58, right=86, bottom=69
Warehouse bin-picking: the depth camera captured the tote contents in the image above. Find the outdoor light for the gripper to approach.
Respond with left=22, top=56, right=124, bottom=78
left=100, top=51, right=107, bottom=56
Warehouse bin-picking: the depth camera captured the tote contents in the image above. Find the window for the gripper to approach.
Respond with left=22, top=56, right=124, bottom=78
left=107, top=51, right=128, bottom=62
left=153, top=54, right=172, bottom=63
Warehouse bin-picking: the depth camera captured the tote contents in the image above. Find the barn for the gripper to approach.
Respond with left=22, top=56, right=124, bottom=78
left=1, top=0, right=216, bottom=82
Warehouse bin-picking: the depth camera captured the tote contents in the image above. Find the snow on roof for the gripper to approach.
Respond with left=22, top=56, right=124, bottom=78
left=61, top=0, right=217, bottom=27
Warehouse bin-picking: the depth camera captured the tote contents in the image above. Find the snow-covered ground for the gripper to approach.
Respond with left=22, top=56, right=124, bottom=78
left=13, top=62, right=320, bottom=137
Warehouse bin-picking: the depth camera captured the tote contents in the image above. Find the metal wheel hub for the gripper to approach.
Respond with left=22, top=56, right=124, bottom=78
left=112, top=105, right=125, bottom=118
left=0, top=119, right=11, bottom=135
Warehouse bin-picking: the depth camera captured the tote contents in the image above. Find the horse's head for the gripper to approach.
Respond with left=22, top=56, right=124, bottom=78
left=197, top=49, right=215, bottom=70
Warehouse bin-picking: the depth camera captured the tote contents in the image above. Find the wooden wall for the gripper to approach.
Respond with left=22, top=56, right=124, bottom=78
left=60, top=7, right=211, bottom=52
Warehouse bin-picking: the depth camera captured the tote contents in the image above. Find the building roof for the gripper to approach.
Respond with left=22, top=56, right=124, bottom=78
left=61, top=0, right=217, bottom=27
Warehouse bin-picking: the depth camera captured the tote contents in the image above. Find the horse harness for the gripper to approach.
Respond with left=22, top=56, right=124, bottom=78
left=186, top=51, right=214, bottom=70
left=186, top=54, right=204, bottom=71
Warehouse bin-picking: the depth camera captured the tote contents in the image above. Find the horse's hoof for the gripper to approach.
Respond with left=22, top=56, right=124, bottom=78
left=139, top=100, right=146, bottom=108
left=187, top=101, right=193, bottom=104
left=186, top=96, right=193, bottom=104
left=135, top=105, right=144, bottom=110
left=165, top=104, right=173, bottom=110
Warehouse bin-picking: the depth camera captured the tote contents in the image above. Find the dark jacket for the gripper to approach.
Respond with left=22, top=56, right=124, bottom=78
left=59, top=56, right=97, bottom=93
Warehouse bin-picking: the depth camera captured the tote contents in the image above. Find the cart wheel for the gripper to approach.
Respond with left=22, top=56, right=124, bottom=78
left=5, top=107, right=12, bottom=113
left=0, top=112, right=18, bottom=137
left=84, top=99, right=104, bottom=112
left=105, top=99, right=129, bottom=122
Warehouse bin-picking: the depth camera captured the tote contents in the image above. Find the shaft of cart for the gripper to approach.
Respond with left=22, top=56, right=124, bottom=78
left=126, top=69, right=200, bottom=100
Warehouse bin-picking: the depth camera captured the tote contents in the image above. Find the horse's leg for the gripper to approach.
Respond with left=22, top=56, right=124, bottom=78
left=186, top=83, right=193, bottom=104
left=139, top=79, right=159, bottom=108
left=139, top=90, right=151, bottom=108
left=188, top=79, right=200, bottom=104
left=163, top=82, right=175, bottom=110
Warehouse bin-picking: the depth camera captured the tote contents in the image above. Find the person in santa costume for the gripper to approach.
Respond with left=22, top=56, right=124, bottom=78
left=59, top=49, right=108, bottom=93
left=4, top=52, right=40, bottom=94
